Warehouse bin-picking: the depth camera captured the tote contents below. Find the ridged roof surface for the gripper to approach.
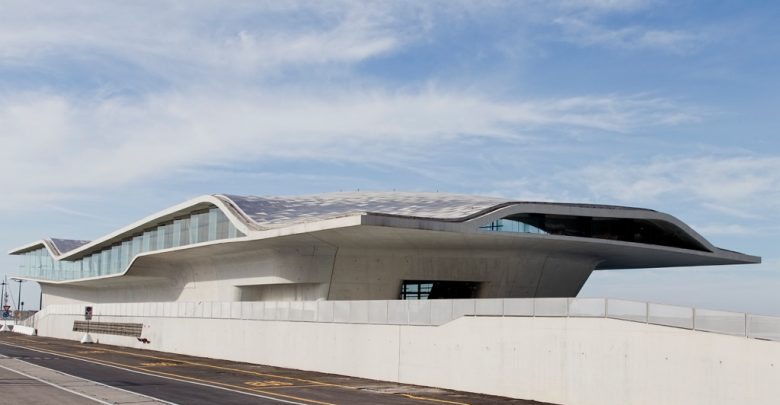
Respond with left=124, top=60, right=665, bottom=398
left=223, top=192, right=650, bottom=229
left=49, top=238, right=91, bottom=254
left=224, top=192, right=505, bottom=228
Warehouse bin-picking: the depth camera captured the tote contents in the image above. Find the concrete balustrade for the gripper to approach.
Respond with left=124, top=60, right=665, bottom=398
left=34, top=297, right=780, bottom=342
left=30, top=299, right=780, bottom=405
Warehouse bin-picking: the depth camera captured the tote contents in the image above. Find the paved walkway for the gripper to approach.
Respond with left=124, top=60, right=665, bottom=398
left=0, top=354, right=170, bottom=404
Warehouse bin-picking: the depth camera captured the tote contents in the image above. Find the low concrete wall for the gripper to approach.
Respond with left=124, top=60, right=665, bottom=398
left=10, top=325, right=36, bottom=336
left=35, top=312, right=780, bottom=405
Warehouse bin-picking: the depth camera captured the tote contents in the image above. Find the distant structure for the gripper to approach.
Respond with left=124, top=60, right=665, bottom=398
left=8, top=192, right=759, bottom=307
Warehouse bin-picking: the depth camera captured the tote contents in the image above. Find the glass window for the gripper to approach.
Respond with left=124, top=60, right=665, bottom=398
left=32, top=251, right=38, bottom=278
left=18, top=204, right=252, bottom=282
left=131, top=235, right=142, bottom=258
left=162, top=223, right=174, bottom=249
left=178, top=217, right=190, bottom=246
left=156, top=227, right=165, bottom=250
left=100, top=250, right=110, bottom=276
left=208, top=208, right=220, bottom=241
left=401, top=281, right=429, bottom=300
left=189, top=214, right=199, bottom=244
left=142, top=231, right=151, bottom=252
left=82, top=256, right=90, bottom=279
left=149, top=230, right=158, bottom=252
left=110, top=245, right=120, bottom=273
left=400, top=280, right=479, bottom=300
left=172, top=220, right=182, bottom=247
left=479, top=218, right=546, bottom=234
left=121, top=240, right=131, bottom=270
left=216, top=210, right=229, bottom=240
left=91, top=253, right=100, bottom=277
left=197, top=212, right=210, bottom=243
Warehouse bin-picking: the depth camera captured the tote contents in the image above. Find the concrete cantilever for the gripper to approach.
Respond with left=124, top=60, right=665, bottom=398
left=6, top=192, right=760, bottom=305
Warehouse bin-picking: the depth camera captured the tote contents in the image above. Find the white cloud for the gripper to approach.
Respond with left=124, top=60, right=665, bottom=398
left=0, top=1, right=718, bottom=211
left=553, top=17, right=702, bottom=53
left=573, top=156, right=780, bottom=218
left=557, top=0, right=653, bottom=13
left=0, top=88, right=697, bottom=210
left=0, top=1, right=430, bottom=83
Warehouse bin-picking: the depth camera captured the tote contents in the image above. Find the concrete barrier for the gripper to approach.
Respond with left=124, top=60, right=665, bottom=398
left=10, top=325, right=36, bottom=336
left=33, top=304, right=780, bottom=405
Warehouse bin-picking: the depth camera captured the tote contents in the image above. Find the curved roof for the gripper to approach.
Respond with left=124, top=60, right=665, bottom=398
left=222, top=192, right=653, bottom=229
left=8, top=192, right=759, bottom=272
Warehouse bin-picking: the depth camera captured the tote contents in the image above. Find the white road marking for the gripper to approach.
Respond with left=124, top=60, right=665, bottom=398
left=0, top=341, right=314, bottom=405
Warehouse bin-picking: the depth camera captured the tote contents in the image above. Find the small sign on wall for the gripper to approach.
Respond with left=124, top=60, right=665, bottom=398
left=84, top=306, right=93, bottom=321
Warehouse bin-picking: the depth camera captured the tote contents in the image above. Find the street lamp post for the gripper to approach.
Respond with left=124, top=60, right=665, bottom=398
left=0, top=277, right=8, bottom=332
left=0, top=278, right=6, bottom=308
left=12, top=279, right=23, bottom=320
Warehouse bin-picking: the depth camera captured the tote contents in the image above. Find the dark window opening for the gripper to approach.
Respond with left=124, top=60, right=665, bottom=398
left=400, top=280, right=480, bottom=300
left=498, top=213, right=709, bottom=252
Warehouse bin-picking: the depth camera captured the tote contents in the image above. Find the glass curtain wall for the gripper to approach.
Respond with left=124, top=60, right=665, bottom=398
left=16, top=206, right=243, bottom=282
left=479, top=218, right=546, bottom=234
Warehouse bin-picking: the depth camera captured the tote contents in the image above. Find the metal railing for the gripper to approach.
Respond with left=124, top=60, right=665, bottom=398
left=37, top=297, right=780, bottom=342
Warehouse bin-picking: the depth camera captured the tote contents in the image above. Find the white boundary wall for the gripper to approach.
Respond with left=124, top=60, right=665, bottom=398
left=33, top=301, right=780, bottom=405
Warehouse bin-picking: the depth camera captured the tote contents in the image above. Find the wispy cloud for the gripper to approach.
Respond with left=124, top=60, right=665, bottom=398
left=571, top=156, right=780, bottom=218
left=0, top=1, right=436, bottom=86
left=557, top=0, right=654, bottom=14
left=553, top=17, right=703, bottom=53
left=0, top=88, right=697, bottom=210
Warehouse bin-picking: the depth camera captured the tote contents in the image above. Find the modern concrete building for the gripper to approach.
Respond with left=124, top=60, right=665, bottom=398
left=8, top=192, right=759, bottom=307
left=9, top=193, right=779, bottom=405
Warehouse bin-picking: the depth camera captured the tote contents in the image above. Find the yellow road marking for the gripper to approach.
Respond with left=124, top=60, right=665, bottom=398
left=3, top=336, right=473, bottom=405
left=140, top=361, right=179, bottom=367
left=0, top=341, right=336, bottom=405
left=14, top=336, right=340, bottom=388
left=245, top=380, right=295, bottom=387
left=401, top=394, right=472, bottom=405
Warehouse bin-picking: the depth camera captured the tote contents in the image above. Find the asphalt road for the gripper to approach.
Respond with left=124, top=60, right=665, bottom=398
left=0, top=334, right=548, bottom=405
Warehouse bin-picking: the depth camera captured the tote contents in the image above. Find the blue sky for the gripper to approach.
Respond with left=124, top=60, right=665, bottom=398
left=1, top=0, right=778, bottom=314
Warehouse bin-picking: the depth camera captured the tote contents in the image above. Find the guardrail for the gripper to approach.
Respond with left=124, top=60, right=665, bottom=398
left=39, top=298, right=780, bottom=342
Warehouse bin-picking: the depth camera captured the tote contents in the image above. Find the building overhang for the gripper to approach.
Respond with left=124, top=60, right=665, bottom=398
left=12, top=211, right=759, bottom=286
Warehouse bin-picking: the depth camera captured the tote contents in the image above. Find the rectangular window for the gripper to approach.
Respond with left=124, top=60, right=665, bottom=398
left=100, top=250, right=110, bottom=276
left=163, top=223, right=174, bottom=249
left=110, top=245, right=121, bottom=273
left=197, top=212, right=210, bottom=243
left=141, top=231, right=151, bottom=252
left=189, top=214, right=200, bottom=244
left=400, top=280, right=480, bottom=300
left=216, top=210, right=229, bottom=240
left=91, top=253, right=100, bottom=277
left=121, top=240, right=131, bottom=269
left=131, top=235, right=142, bottom=258
left=82, top=258, right=89, bottom=278
left=156, top=227, right=165, bottom=250
left=148, top=229, right=157, bottom=251
left=178, top=217, right=190, bottom=245
left=208, top=208, right=218, bottom=241
left=172, top=220, right=182, bottom=247
left=82, top=257, right=90, bottom=279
